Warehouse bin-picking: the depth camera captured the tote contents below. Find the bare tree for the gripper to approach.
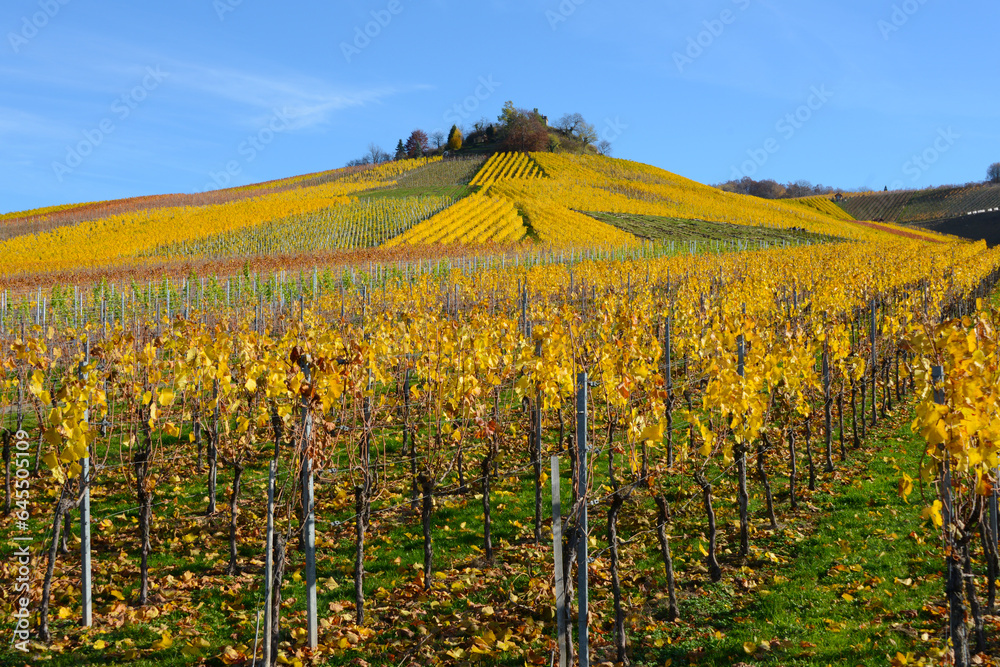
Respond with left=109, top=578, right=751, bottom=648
left=556, top=112, right=598, bottom=147
left=431, top=131, right=446, bottom=150
left=556, top=113, right=586, bottom=135
left=597, top=140, right=613, bottom=156
left=752, top=179, right=787, bottom=199
left=784, top=179, right=815, bottom=198
left=366, top=143, right=390, bottom=165
left=988, top=162, right=1000, bottom=184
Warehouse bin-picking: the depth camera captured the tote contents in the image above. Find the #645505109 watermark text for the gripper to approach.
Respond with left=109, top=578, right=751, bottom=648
left=9, top=429, right=35, bottom=653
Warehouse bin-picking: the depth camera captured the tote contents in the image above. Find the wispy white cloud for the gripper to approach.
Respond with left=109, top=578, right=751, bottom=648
left=0, top=106, right=70, bottom=139
left=1, top=34, right=415, bottom=137
left=164, top=59, right=405, bottom=130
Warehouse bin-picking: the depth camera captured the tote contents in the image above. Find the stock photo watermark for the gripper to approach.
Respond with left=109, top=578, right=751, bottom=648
left=213, top=0, right=243, bottom=21
left=887, top=127, right=959, bottom=188
left=597, top=117, right=628, bottom=154
left=878, top=0, right=932, bottom=40
left=7, top=0, right=71, bottom=54
left=673, top=0, right=752, bottom=73
left=11, top=429, right=35, bottom=653
left=52, top=66, right=170, bottom=183
left=730, top=85, right=833, bottom=180
left=546, top=0, right=587, bottom=30
left=341, top=1, right=403, bottom=63
left=199, top=107, right=300, bottom=192
left=443, top=76, right=502, bottom=126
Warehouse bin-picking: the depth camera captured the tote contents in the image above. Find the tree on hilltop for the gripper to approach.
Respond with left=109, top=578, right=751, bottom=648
left=405, top=130, right=429, bottom=158
left=345, top=144, right=389, bottom=167
left=498, top=104, right=548, bottom=153
left=498, top=101, right=519, bottom=127
left=447, top=125, right=463, bottom=151
left=556, top=112, right=597, bottom=147
left=988, top=163, right=1000, bottom=184
left=394, top=140, right=406, bottom=160
left=366, top=143, right=391, bottom=164
left=555, top=112, right=585, bottom=135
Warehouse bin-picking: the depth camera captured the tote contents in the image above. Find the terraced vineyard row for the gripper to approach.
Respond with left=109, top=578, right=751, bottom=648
left=469, top=152, right=544, bottom=188
left=144, top=196, right=457, bottom=259
left=385, top=192, right=526, bottom=245
left=836, top=191, right=913, bottom=222
left=392, top=156, right=487, bottom=189
left=787, top=195, right=856, bottom=221
left=899, top=183, right=1000, bottom=222
left=836, top=183, right=1000, bottom=223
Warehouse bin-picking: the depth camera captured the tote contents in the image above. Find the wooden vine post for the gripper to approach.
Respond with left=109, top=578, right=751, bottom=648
left=79, top=335, right=92, bottom=627
left=653, top=495, right=680, bottom=620
left=663, top=315, right=674, bottom=467
left=823, top=333, right=835, bottom=473
left=207, top=379, right=219, bottom=515
left=575, top=371, right=590, bottom=667
left=932, top=365, right=969, bottom=666
left=263, top=460, right=276, bottom=667
left=297, top=353, right=318, bottom=650
left=608, top=483, right=632, bottom=666
left=735, top=333, right=750, bottom=559
left=870, top=300, right=878, bottom=427
left=551, top=455, right=570, bottom=667
left=356, top=333, right=374, bottom=624
left=532, top=340, right=543, bottom=545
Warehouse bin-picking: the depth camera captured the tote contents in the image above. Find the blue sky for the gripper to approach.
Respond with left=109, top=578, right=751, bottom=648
left=2, top=0, right=997, bottom=214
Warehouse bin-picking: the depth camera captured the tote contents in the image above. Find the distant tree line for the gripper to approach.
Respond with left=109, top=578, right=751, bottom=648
left=345, top=143, right=394, bottom=168
left=714, top=177, right=843, bottom=199
left=343, top=102, right=609, bottom=167
left=716, top=164, right=1000, bottom=201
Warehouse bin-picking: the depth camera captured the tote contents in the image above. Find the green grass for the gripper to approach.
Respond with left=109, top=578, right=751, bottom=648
left=1, top=389, right=564, bottom=666
left=588, top=211, right=839, bottom=245
left=353, top=157, right=485, bottom=204
left=358, top=184, right=472, bottom=201
left=637, top=413, right=950, bottom=666
left=0, top=387, right=971, bottom=667
left=394, top=158, right=486, bottom=187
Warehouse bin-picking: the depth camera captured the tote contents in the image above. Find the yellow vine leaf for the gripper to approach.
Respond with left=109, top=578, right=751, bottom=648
left=921, top=500, right=943, bottom=528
